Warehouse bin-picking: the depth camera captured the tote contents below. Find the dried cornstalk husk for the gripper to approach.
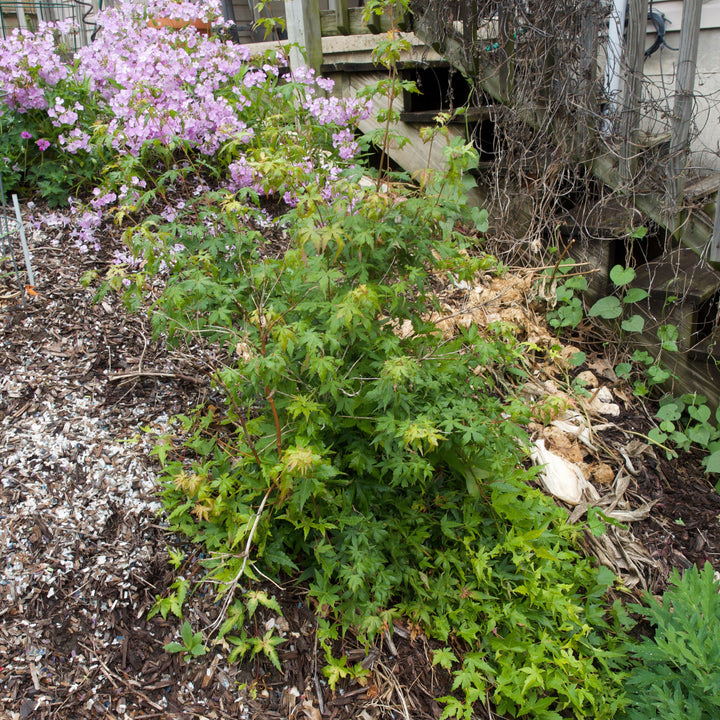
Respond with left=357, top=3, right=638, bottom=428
left=530, top=439, right=598, bottom=505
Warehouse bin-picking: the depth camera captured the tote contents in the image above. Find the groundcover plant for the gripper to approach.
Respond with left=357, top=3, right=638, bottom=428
left=1, top=3, right=634, bottom=718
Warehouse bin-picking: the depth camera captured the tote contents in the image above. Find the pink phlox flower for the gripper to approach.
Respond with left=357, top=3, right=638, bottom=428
left=36, top=138, right=50, bottom=151
left=160, top=205, right=178, bottom=222
left=57, top=109, right=78, bottom=126
left=62, top=128, right=92, bottom=153
left=242, top=69, right=266, bottom=89
left=316, top=76, right=335, bottom=92
left=90, top=188, right=118, bottom=210
left=332, top=129, right=359, bottom=160
left=283, top=66, right=316, bottom=85
left=227, top=158, right=256, bottom=191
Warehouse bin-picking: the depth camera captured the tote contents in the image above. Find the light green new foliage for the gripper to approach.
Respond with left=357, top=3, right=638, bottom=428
left=130, top=132, right=630, bottom=717
left=97, top=8, right=629, bottom=715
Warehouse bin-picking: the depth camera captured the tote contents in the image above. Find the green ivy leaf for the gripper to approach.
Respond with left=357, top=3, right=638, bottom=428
left=704, top=450, right=720, bottom=473
left=610, top=265, right=636, bottom=287
left=656, top=403, right=683, bottom=422
left=624, top=287, right=648, bottom=304
left=621, top=315, right=645, bottom=333
left=687, top=424, right=712, bottom=447
left=565, top=275, right=588, bottom=291
left=648, top=428, right=668, bottom=446
left=470, top=206, right=489, bottom=233
left=588, top=296, right=622, bottom=319
left=615, top=362, right=632, bottom=378
left=688, top=404, right=711, bottom=424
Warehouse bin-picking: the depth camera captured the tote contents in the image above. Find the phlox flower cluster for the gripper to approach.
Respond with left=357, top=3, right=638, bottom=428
left=75, top=1, right=254, bottom=154
left=0, top=20, right=71, bottom=112
left=285, top=67, right=372, bottom=139
left=2, top=0, right=370, bottom=167
left=227, top=158, right=261, bottom=193
left=4, top=0, right=374, bottom=260
left=332, top=129, right=360, bottom=160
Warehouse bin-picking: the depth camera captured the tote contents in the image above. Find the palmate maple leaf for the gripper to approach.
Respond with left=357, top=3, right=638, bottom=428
left=192, top=499, right=214, bottom=522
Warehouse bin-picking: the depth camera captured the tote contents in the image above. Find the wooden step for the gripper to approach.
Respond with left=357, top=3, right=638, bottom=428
left=684, top=173, right=720, bottom=203
left=690, top=330, right=720, bottom=361
left=633, top=247, right=720, bottom=307
left=399, top=107, right=492, bottom=124
left=623, top=248, right=720, bottom=402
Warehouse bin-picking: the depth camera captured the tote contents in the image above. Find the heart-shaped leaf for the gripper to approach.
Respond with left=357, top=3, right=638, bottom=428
left=624, top=287, right=649, bottom=304
left=589, top=296, right=622, bottom=319
left=621, top=315, right=645, bottom=333
left=688, top=404, right=711, bottom=424
left=656, top=403, right=682, bottom=422
left=688, top=424, right=712, bottom=447
left=648, top=428, right=668, bottom=446
left=610, top=265, right=636, bottom=287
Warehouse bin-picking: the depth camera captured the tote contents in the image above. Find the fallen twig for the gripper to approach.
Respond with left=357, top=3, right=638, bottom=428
left=107, top=369, right=204, bottom=384
left=206, top=486, right=273, bottom=635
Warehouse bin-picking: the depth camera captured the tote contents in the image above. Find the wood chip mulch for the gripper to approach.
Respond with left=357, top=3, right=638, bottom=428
left=0, top=223, right=449, bottom=720
left=2, top=213, right=720, bottom=720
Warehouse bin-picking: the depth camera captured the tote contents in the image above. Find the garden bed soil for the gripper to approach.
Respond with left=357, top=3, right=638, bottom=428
left=2, top=223, right=720, bottom=719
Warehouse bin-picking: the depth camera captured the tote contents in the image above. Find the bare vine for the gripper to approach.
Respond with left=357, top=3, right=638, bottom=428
left=410, top=0, right=720, bottom=275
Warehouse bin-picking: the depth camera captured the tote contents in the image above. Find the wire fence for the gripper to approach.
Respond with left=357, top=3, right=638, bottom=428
left=0, top=0, right=99, bottom=49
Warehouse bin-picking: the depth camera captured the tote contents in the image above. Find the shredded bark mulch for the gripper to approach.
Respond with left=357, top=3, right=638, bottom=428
left=2, top=218, right=720, bottom=719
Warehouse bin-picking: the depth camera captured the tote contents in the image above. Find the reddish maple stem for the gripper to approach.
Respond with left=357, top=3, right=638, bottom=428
left=266, top=387, right=283, bottom=459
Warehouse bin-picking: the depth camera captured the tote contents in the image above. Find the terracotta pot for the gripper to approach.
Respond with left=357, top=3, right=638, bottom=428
left=147, top=16, right=211, bottom=35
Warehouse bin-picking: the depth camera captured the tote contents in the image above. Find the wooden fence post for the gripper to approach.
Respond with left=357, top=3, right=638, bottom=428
left=329, top=0, right=349, bottom=35
left=619, top=0, right=648, bottom=182
left=284, top=0, right=323, bottom=73
left=577, top=0, right=599, bottom=154
left=667, top=0, right=702, bottom=235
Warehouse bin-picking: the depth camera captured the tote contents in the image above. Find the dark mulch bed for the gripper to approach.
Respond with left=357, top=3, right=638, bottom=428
left=3, top=212, right=720, bottom=719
